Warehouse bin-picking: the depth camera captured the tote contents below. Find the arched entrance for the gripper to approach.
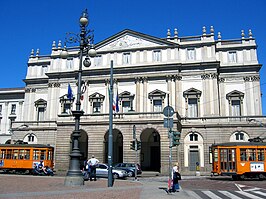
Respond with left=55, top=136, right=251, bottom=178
left=70, top=130, right=88, bottom=169
left=104, top=129, right=123, bottom=164
left=140, top=128, right=161, bottom=172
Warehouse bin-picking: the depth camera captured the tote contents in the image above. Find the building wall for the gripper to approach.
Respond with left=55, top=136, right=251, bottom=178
left=9, top=28, right=265, bottom=175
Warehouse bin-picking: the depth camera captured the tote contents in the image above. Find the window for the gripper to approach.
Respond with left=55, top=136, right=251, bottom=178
left=89, top=92, right=105, bottom=114
left=189, top=133, right=198, bottom=141
left=187, top=48, right=196, bottom=60
left=41, top=65, right=48, bottom=75
left=258, top=149, right=265, bottom=161
left=60, top=95, right=74, bottom=114
left=226, top=90, right=244, bottom=117
left=148, top=89, right=166, bottom=112
left=28, top=134, right=35, bottom=142
left=34, top=99, right=47, bottom=121
left=153, top=50, right=161, bottom=62
left=153, top=99, right=162, bottom=112
left=94, top=55, right=102, bottom=66
left=93, top=102, right=101, bottom=113
left=66, top=58, right=73, bottom=69
left=119, top=91, right=135, bottom=113
left=231, top=100, right=241, bottom=116
left=183, top=88, right=201, bottom=118
left=123, top=53, right=131, bottom=64
left=122, top=101, right=131, bottom=113
left=0, top=105, right=2, bottom=115
left=188, top=98, right=198, bottom=117
left=11, top=104, right=16, bottom=114
left=228, top=51, right=237, bottom=63
left=235, top=132, right=244, bottom=141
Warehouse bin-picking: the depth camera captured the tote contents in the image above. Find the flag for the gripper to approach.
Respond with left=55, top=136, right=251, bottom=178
left=67, top=83, right=73, bottom=100
left=113, top=85, right=119, bottom=112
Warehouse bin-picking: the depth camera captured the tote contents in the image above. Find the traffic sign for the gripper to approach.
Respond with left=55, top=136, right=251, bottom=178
left=163, top=106, right=174, bottom=117
left=164, top=118, right=173, bottom=128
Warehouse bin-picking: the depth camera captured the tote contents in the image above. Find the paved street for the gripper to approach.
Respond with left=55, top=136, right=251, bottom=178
left=1, top=174, right=266, bottom=198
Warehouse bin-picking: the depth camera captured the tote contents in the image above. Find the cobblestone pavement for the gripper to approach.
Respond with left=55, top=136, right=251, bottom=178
left=0, top=174, right=192, bottom=199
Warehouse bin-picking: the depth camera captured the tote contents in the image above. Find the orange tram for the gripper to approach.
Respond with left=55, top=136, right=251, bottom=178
left=211, top=142, right=266, bottom=180
left=0, top=144, right=54, bottom=174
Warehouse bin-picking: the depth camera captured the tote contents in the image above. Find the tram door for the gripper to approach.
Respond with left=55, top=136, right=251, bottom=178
left=220, top=148, right=236, bottom=173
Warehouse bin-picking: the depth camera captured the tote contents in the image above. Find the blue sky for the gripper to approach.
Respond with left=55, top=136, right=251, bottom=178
left=1, top=0, right=265, bottom=114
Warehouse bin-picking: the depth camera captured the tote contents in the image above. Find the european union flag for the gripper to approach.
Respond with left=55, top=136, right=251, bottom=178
left=67, top=83, right=73, bottom=100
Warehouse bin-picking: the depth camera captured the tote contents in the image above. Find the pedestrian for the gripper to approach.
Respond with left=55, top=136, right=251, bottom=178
left=171, top=162, right=181, bottom=192
left=87, top=155, right=99, bottom=181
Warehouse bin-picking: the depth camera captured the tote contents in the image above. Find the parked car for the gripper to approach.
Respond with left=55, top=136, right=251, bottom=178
left=114, top=163, right=142, bottom=177
left=95, top=163, right=128, bottom=179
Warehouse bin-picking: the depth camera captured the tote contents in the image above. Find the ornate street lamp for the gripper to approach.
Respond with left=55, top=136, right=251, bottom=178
left=61, top=9, right=96, bottom=186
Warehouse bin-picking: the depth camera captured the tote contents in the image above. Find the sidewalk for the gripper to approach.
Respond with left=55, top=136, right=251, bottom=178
left=0, top=174, right=200, bottom=199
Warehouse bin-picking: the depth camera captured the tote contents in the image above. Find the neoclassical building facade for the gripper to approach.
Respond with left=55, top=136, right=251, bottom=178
left=8, top=27, right=265, bottom=175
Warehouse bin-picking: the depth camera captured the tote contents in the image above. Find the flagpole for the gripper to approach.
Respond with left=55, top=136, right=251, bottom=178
left=108, top=60, right=114, bottom=187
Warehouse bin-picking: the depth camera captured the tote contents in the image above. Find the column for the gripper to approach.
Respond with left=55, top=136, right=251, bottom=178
left=218, top=77, right=225, bottom=116
left=174, top=75, right=182, bottom=115
left=201, top=74, right=210, bottom=116
left=143, top=77, right=148, bottom=112
left=252, top=75, right=262, bottom=115
left=135, top=78, right=141, bottom=112
left=211, top=73, right=219, bottom=115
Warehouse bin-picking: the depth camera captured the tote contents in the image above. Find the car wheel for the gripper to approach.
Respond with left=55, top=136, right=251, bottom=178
left=128, top=171, right=134, bottom=177
left=113, top=173, right=119, bottom=179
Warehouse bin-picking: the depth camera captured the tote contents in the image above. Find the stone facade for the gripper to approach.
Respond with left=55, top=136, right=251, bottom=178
left=8, top=27, right=266, bottom=175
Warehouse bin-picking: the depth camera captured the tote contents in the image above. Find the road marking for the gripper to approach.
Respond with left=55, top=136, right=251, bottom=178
left=253, top=191, right=266, bottom=197
left=236, top=191, right=264, bottom=199
left=185, top=190, right=202, bottom=199
left=202, top=191, right=222, bottom=199
left=235, top=183, right=244, bottom=191
left=245, top=187, right=260, bottom=191
left=219, top=191, right=243, bottom=199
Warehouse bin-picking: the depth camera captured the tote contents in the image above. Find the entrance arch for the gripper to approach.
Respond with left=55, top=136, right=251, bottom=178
left=104, top=129, right=123, bottom=164
left=70, top=130, right=88, bottom=169
left=140, top=128, right=161, bottom=172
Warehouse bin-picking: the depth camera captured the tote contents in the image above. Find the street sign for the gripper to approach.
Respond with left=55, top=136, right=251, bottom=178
left=164, top=118, right=173, bottom=128
left=163, top=106, right=174, bottom=117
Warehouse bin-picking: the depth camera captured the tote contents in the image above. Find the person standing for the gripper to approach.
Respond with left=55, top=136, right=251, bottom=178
left=87, top=155, right=99, bottom=181
left=171, top=162, right=180, bottom=192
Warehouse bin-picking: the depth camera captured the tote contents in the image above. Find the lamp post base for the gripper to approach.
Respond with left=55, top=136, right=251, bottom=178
left=64, top=176, right=84, bottom=186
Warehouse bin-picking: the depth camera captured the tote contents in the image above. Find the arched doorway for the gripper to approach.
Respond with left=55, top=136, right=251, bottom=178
left=70, top=130, right=88, bottom=169
left=140, top=128, right=161, bottom=172
left=104, top=129, right=123, bottom=164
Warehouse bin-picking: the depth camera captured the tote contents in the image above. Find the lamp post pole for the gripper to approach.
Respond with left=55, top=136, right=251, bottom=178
left=61, top=9, right=96, bottom=186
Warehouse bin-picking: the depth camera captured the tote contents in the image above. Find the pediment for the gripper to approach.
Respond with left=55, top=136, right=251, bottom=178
left=183, top=88, right=202, bottom=98
left=89, top=92, right=105, bottom=99
left=96, top=29, right=175, bottom=52
left=226, top=90, right=244, bottom=99
left=148, top=89, right=166, bottom=98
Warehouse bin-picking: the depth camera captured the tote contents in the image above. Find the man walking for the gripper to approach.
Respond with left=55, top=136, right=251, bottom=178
left=87, top=155, right=99, bottom=181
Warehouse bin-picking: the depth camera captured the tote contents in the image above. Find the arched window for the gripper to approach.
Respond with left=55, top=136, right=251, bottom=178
left=230, top=131, right=249, bottom=142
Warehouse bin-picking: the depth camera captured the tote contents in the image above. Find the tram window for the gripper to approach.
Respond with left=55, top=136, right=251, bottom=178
left=25, top=150, right=30, bottom=160
left=0, top=150, right=5, bottom=159
left=19, top=149, right=24, bottom=159
left=48, top=151, right=53, bottom=160
left=40, top=150, right=46, bottom=160
left=214, top=149, right=218, bottom=162
left=33, top=150, right=40, bottom=160
left=13, top=150, right=18, bottom=159
left=247, top=149, right=256, bottom=161
left=6, top=150, right=12, bottom=159
left=240, top=149, right=247, bottom=161
left=258, top=149, right=265, bottom=161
